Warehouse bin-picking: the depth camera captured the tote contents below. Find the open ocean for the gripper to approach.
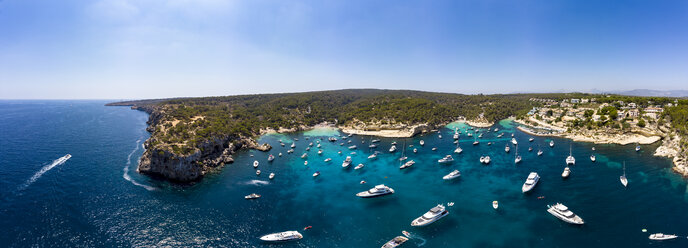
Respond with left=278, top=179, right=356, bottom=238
left=1, top=100, right=687, bottom=247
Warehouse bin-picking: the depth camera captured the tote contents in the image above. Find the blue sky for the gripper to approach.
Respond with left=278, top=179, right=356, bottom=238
left=1, top=0, right=687, bottom=99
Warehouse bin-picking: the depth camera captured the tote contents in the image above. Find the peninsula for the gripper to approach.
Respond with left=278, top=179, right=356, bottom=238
left=107, top=89, right=688, bottom=182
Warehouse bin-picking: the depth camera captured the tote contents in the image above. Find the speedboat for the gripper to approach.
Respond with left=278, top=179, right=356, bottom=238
left=324, top=158, right=332, bottom=162
left=278, top=152, right=283, bottom=157
left=547, top=203, right=584, bottom=225
left=381, top=236, right=408, bottom=248
left=528, top=147, right=533, bottom=152
left=443, top=170, right=461, bottom=180
left=309, top=142, right=313, bottom=147
left=537, top=150, right=543, bottom=156
left=291, top=143, right=296, bottom=148
left=301, top=153, right=308, bottom=159
left=399, top=156, right=408, bottom=161
left=505, top=145, right=510, bottom=153
left=389, top=145, right=397, bottom=153
left=648, top=233, right=678, bottom=240
left=349, top=145, right=357, bottom=149
left=590, top=154, right=596, bottom=162
left=521, top=172, right=540, bottom=193
left=432, top=147, right=438, bottom=151
left=529, top=137, right=534, bottom=142
left=511, top=138, right=518, bottom=145
left=438, top=155, right=454, bottom=164
left=317, top=143, right=321, bottom=148
left=391, top=141, right=397, bottom=145
left=318, top=150, right=323, bottom=155
left=454, top=147, right=463, bottom=154
left=253, top=160, right=259, bottom=168
left=636, top=145, right=641, bottom=152
left=400, top=160, right=415, bottom=169
left=312, top=171, right=320, bottom=177
left=304, top=161, right=308, bottom=166
left=342, top=156, right=352, bottom=168
left=497, top=133, right=503, bottom=138
left=473, top=140, right=479, bottom=145
left=368, top=152, right=378, bottom=159
left=549, top=140, right=554, bottom=147
left=269, top=173, right=275, bottom=180
left=493, top=201, right=499, bottom=210
left=354, top=163, right=364, bottom=170
left=256, top=170, right=261, bottom=175
left=259, top=231, right=303, bottom=242
left=413, top=148, right=417, bottom=153
left=268, top=155, right=275, bottom=162
left=419, top=140, right=424, bottom=146
left=245, top=193, right=261, bottom=200
left=487, top=142, right=492, bottom=146
left=411, top=204, right=449, bottom=226
left=562, top=167, right=571, bottom=178
left=369, top=144, right=378, bottom=148
left=356, top=184, right=395, bottom=198
left=306, top=147, right=311, bottom=151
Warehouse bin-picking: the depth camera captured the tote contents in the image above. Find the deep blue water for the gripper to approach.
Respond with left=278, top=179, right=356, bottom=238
left=1, top=100, right=687, bottom=247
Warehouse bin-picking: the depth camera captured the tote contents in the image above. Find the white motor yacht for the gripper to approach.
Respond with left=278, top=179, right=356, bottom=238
left=253, top=160, right=259, bottom=168
left=356, top=184, right=395, bottom=198
left=318, top=150, right=323, bottom=155
left=324, top=158, right=332, bottom=162
left=443, top=170, right=461, bottom=180
left=483, top=156, right=491, bottom=164
left=413, top=148, right=417, bottom=153
left=454, top=147, right=463, bottom=154
left=389, top=145, right=397, bottom=153
left=301, top=153, right=308, bottom=159
left=259, top=231, right=303, bottom=242
left=342, top=156, right=352, bottom=168
left=453, top=132, right=459, bottom=140
left=372, top=139, right=380, bottom=143
left=492, top=201, right=499, bottom=210
left=291, top=143, right=296, bottom=148
left=648, top=233, right=678, bottom=240
left=521, top=172, right=540, bottom=193
left=400, top=160, right=415, bottom=169
left=245, top=193, right=261, bottom=200
left=549, top=140, right=554, bottom=147
left=354, top=163, right=364, bottom=170
left=529, top=137, right=534, bottom=142
left=505, top=145, right=510, bottom=153
left=547, top=203, right=584, bottom=225
left=537, top=149, right=543, bottom=156
left=515, top=155, right=522, bottom=164
left=256, top=170, right=261, bottom=175
left=381, top=236, right=408, bottom=248
left=438, top=155, right=454, bottom=164
left=411, top=204, right=449, bottom=226
left=419, top=140, right=425, bottom=146
left=511, top=138, right=518, bottom=145
left=349, top=145, right=357, bottom=150
left=432, top=147, right=438, bottom=151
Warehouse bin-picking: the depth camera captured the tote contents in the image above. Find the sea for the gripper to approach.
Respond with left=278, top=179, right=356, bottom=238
left=1, top=100, right=687, bottom=247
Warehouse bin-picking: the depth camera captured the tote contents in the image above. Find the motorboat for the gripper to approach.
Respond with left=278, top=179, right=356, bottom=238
left=372, top=139, right=380, bottom=143
left=342, top=156, right=352, bottom=168
left=354, top=163, right=364, bottom=170
left=467, top=132, right=473, bottom=137
left=317, top=144, right=321, bottom=148
left=253, top=160, right=259, bottom=168
left=328, top=137, right=337, bottom=142
left=324, top=158, right=332, bottom=162
left=356, top=184, right=395, bottom=198
left=259, top=231, right=303, bottom=242
left=419, top=140, right=424, bottom=146
left=511, top=138, right=518, bottom=145
left=309, top=142, right=313, bottom=147
left=245, top=193, right=261, bottom=200
left=521, top=172, right=540, bottom=193
left=291, top=143, right=296, bottom=148
left=369, top=144, right=378, bottom=148
left=304, top=161, right=308, bottom=166
left=492, top=201, right=499, bottom=210
left=306, top=147, right=311, bottom=151
left=268, top=155, right=275, bottom=162
left=438, top=155, right=454, bottom=164
left=549, top=140, right=554, bottom=147
left=301, top=153, right=308, bottom=159
left=590, top=154, right=596, bottom=162
left=391, top=141, right=397, bottom=145
left=269, top=173, right=275, bottom=180
left=473, top=139, right=479, bottom=145
left=505, top=145, right=510, bottom=153
left=368, top=152, right=378, bottom=159
left=636, top=145, right=641, bottom=152
left=318, top=150, right=323, bottom=155
left=528, top=147, right=533, bottom=152
left=438, top=134, right=442, bottom=139
left=381, top=236, right=408, bottom=248
left=313, top=171, right=320, bottom=177
left=562, top=167, right=571, bottom=178
left=348, top=145, right=357, bottom=149
left=411, top=204, right=449, bottom=226
left=529, top=137, right=534, bottom=142
left=515, top=155, right=522, bottom=164
left=389, top=145, right=397, bottom=153
left=278, top=152, right=283, bottom=157
left=478, top=133, right=483, bottom=138
left=547, top=203, right=584, bottom=225
left=443, top=170, right=461, bottom=180
left=432, top=147, right=438, bottom=151
left=537, top=150, right=543, bottom=156
left=487, top=142, right=492, bottom=146
left=399, top=156, right=408, bottom=161
left=413, top=148, right=417, bottom=153
left=453, top=132, right=459, bottom=140
left=454, top=147, right=463, bottom=154
left=483, top=156, right=491, bottom=164
left=256, top=170, right=261, bottom=176
left=648, top=233, right=678, bottom=240
left=400, top=160, right=415, bottom=169
left=360, top=180, right=366, bottom=184
left=287, top=149, right=294, bottom=153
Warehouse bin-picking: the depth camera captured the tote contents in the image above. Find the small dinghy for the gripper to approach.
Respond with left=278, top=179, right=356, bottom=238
left=493, top=201, right=499, bottom=210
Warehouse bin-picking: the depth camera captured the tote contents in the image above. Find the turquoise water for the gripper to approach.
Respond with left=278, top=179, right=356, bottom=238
left=1, top=101, right=688, bottom=247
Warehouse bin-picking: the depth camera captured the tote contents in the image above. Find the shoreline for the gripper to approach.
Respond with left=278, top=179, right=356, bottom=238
left=464, top=120, right=495, bottom=128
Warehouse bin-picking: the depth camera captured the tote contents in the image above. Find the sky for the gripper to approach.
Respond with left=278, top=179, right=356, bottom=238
left=1, top=0, right=687, bottom=99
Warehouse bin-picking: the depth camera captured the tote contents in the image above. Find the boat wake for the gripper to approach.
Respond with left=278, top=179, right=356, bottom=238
left=123, top=138, right=156, bottom=191
left=403, top=231, right=427, bottom=247
left=241, top=180, right=270, bottom=186
left=18, top=154, right=71, bottom=191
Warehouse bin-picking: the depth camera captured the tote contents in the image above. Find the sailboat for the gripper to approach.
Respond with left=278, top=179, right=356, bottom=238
left=565, top=144, right=575, bottom=165
left=620, top=162, right=628, bottom=187
left=514, top=147, right=522, bottom=164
